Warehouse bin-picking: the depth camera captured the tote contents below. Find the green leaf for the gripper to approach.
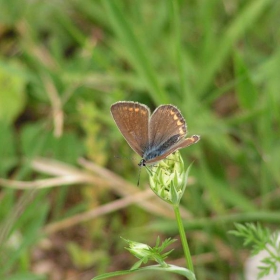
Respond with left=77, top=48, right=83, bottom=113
left=0, top=193, right=49, bottom=276
left=234, top=52, right=258, bottom=109
left=92, top=264, right=196, bottom=280
left=0, top=122, right=17, bottom=176
left=102, top=1, right=168, bottom=104
left=170, top=181, right=179, bottom=205
left=20, top=122, right=84, bottom=163
left=197, top=0, right=273, bottom=95
left=130, top=259, right=144, bottom=270
left=0, top=62, right=26, bottom=124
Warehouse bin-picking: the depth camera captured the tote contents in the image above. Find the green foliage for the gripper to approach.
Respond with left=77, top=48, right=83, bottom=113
left=0, top=122, right=17, bottom=176
left=0, top=0, right=280, bottom=279
left=94, top=236, right=196, bottom=280
left=233, top=52, right=258, bottom=109
left=0, top=190, right=49, bottom=278
left=0, top=63, right=26, bottom=124
left=67, top=242, right=109, bottom=269
left=122, top=236, right=176, bottom=269
left=230, top=223, right=280, bottom=279
left=149, top=152, right=190, bottom=205
left=92, top=264, right=196, bottom=280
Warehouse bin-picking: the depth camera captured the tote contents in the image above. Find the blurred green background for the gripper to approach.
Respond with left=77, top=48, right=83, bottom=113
left=0, top=0, right=280, bottom=279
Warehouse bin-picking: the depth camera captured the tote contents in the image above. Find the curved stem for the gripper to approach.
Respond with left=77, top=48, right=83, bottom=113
left=173, top=204, right=194, bottom=273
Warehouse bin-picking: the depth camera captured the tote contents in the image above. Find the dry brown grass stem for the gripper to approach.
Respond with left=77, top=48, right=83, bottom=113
left=0, top=157, right=193, bottom=235
left=44, top=188, right=154, bottom=234
left=42, top=74, right=64, bottom=138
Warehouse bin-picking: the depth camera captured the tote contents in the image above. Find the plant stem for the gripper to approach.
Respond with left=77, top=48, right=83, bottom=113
left=173, top=204, right=194, bottom=273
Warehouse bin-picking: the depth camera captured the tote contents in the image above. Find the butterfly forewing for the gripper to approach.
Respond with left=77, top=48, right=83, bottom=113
left=149, top=105, right=187, bottom=148
left=111, top=101, right=150, bottom=157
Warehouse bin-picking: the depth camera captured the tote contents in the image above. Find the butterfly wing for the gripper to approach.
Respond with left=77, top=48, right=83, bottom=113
left=111, top=101, right=150, bottom=157
left=144, top=104, right=199, bottom=164
left=145, top=135, right=200, bottom=164
left=149, top=105, right=187, bottom=148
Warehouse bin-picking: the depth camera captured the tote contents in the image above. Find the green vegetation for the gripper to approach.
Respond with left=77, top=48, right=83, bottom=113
left=0, top=0, right=280, bottom=279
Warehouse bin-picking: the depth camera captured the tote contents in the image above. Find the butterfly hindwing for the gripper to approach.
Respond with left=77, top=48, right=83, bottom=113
left=145, top=135, right=200, bottom=164
left=149, top=105, right=187, bottom=149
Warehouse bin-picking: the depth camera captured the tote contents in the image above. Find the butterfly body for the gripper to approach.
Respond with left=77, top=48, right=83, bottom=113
left=142, top=134, right=181, bottom=163
left=111, top=101, right=200, bottom=166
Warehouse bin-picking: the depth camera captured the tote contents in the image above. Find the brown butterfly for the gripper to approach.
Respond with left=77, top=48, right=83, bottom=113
left=111, top=101, right=200, bottom=166
left=111, top=101, right=200, bottom=167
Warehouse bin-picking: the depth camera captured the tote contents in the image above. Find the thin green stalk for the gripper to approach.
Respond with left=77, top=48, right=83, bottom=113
left=173, top=204, right=194, bottom=273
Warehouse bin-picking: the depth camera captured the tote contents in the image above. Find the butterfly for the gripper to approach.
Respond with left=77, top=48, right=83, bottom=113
left=111, top=101, right=200, bottom=167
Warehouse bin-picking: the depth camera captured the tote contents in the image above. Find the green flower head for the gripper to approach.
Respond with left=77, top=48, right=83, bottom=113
left=148, top=151, right=192, bottom=205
